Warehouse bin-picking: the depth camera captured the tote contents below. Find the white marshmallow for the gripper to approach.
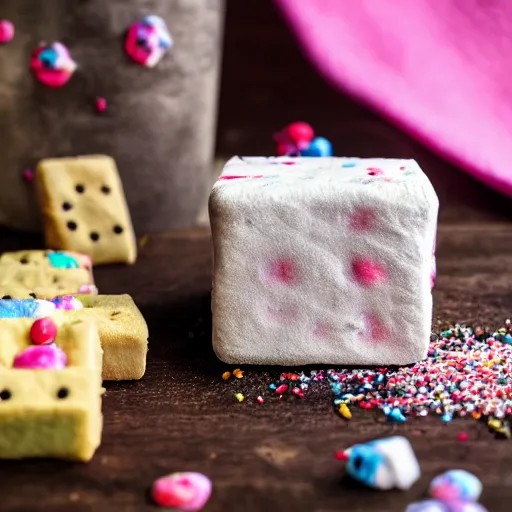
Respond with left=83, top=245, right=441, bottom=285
left=209, top=156, right=438, bottom=365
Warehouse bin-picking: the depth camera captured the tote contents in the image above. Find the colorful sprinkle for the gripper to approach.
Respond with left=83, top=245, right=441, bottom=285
left=96, top=97, right=107, bottom=113
left=23, top=169, right=35, bottom=182
left=342, top=162, right=357, bottom=168
left=152, top=472, right=212, bottom=511
left=0, top=20, right=14, bottom=44
left=232, top=368, right=244, bottom=379
left=234, top=393, right=244, bottom=402
left=222, top=371, right=231, bottom=381
left=256, top=396, right=264, bottom=404
left=47, top=251, right=79, bottom=269
left=457, top=432, right=468, bottom=442
left=275, top=384, right=289, bottom=395
left=338, top=403, right=352, bottom=419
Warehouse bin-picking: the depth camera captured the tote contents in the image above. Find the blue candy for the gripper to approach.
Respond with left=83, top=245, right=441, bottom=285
left=0, top=299, right=55, bottom=319
left=39, top=48, right=59, bottom=69
left=299, top=137, right=333, bottom=157
left=47, top=251, right=79, bottom=269
left=341, top=162, right=357, bottom=168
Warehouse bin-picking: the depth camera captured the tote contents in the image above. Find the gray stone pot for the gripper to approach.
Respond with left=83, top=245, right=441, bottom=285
left=0, top=0, right=224, bottom=234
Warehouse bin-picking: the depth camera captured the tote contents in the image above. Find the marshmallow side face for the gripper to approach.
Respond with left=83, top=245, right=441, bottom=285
left=210, top=157, right=439, bottom=366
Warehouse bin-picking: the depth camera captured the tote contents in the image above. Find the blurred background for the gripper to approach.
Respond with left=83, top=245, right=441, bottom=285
left=1, top=0, right=511, bottom=236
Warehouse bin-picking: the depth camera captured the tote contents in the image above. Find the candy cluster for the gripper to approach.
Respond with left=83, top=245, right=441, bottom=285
left=273, top=122, right=332, bottom=157
left=13, top=317, right=67, bottom=370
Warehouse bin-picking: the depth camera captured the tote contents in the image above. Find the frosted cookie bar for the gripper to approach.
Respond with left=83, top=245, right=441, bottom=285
left=209, top=157, right=439, bottom=366
left=72, top=295, right=148, bottom=381
left=36, top=155, right=137, bottom=265
left=0, top=314, right=103, bottom=461
left=0, top=250, right=97, bottom=299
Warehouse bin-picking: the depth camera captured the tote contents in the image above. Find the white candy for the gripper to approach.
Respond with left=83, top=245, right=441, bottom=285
left=209, top=157, right=438, bottom=365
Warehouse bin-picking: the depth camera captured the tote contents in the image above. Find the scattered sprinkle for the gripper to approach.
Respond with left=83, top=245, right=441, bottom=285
left=275, top=384, right=288, bottom=395
left=0, top=20, right=15, bottom=44
left=23, top=169, right=35, bottom=182
left=334, top=451, right=349, bottom=461
left=138, top=234, right=149, bottom=248
left=338, top=403, right=352, bottom=419
left=221, top=371, right=231, bottom=381
left=256, top=396, right=264, bottom=404
left=234, top=393, right=244, bottom=402
left=233, top=368, right=244, bottom=379
left=96, top=97, right=107, bottom=113
left=457, top=432, right=468, bottom=442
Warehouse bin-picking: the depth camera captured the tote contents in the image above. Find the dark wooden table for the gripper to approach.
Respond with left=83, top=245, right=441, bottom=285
left=0, top=224, right=512, bottom=512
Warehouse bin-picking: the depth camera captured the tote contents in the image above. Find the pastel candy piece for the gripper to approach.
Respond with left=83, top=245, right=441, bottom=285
left=406, top=500, right=488, bottom=512
left=47, top=252, right=79, bottom=269
left=343, top=436, right=420, bottom=490
left=0, top=299, right=55, bottom=319
left=210, top=157, right=438, bottom=366
left=51, top=296, right=84, bottom=311
left=152, top=472, right=212, bottom=511
left=0, top=19, right=14, bottom=44
left=13, top=344, right=68, bottom=370
left=30, top=42, right=77, bottom=88
left=430, top=470, right=483, bottom=502
left=300, top=136, right=333, bottom=157
left=125, top=15, right=172, bottom=67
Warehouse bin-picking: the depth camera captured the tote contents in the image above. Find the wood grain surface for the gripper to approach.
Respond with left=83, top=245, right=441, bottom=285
left=0, top=224, right=511, bottom=512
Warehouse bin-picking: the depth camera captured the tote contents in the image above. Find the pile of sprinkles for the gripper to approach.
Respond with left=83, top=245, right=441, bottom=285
left=225, top=321, right=512, bottom=437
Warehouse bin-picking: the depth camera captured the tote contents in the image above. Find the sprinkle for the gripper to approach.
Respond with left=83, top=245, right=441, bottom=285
left=275, top=384, right=288, bottom=395
left=334, top=451, right=349, bottom=461
left=342, top=162, right=356, bottom=168
left=291, top=387, right=304, bottom=398
left=338, top=403, right=352, bottom=419
left=268, top=383, right=276, bottom=390
left=221, top=371, right=231, bottom=381
left=234, top=393, right=244, bottom=402
left=138, top=234, right=149, bottom=248
left=96, top=97, right=107, bottom=113
left=457, top=432, right=468, bottom=442
left=23, top=169, right=35, bottom=182
left=233, top=368, right=244, bottom=379
left=0, top=20, right=15, bottom=44
left=256, top=396, right=264, bottom=404
left=30, top=317, right=58, bottom=345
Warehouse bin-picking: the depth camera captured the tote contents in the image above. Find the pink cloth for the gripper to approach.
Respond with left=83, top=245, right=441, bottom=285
left=275, top=0, right=512, bottom=197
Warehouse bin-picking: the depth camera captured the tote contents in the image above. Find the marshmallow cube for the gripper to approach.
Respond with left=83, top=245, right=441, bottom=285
left=209, top=157, right=438, bottom=366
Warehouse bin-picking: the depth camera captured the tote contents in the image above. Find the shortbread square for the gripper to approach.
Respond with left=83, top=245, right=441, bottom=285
left=0, top=316, right=103, bottom=461
left=209, top=157, right=438, bottom=366
left=36, top=155, right=137, bottom=265
left=0, top=250, right=97, bottom=298
left=72, top=294, right=148, bottom=381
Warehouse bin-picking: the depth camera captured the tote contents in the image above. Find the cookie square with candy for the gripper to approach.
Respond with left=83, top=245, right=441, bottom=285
left=36, top=155, right=137, bottom=265
left=72, top=294, right=148, bottom=381
left=0, top=249, right=97, bottom=298
left=209, top=156, right=438, bottom=366
left=0, top=315, right=103, bottom=461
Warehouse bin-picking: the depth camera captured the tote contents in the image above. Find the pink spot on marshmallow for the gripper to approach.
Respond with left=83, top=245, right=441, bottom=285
left=364, top=313, right=390, bottom=341
left=266, top=258, right=298, bottom=285
left=349, top=208, right=375, bottom=231
left=313, top=321, right=331, bottom=338
left=430, top=255, right=437, bottom=289
left=352, top=258, right=387, bottom=287
left=267, top=304, right=297, bottom=323
left=367, top=167, right=384, bottom=176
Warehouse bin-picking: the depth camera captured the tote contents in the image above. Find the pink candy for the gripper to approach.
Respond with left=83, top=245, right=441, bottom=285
left=152, top=472, right=212, bottom=511
left=13, top=344, right=67, bottom=370
left=30, top=42, right=77, bottom=88
left=0, top=20, right=14, bottom=44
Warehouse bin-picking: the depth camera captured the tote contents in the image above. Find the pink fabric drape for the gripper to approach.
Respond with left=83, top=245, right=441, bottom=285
left=275, top=0, right=512, bottom=197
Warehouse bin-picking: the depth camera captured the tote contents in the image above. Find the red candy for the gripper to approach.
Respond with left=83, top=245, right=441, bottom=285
left=285, top=122, right=314, bottom=146
left=30, top=317, right=57, bottom=345
left=96, top=97, right=107, bottom=113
